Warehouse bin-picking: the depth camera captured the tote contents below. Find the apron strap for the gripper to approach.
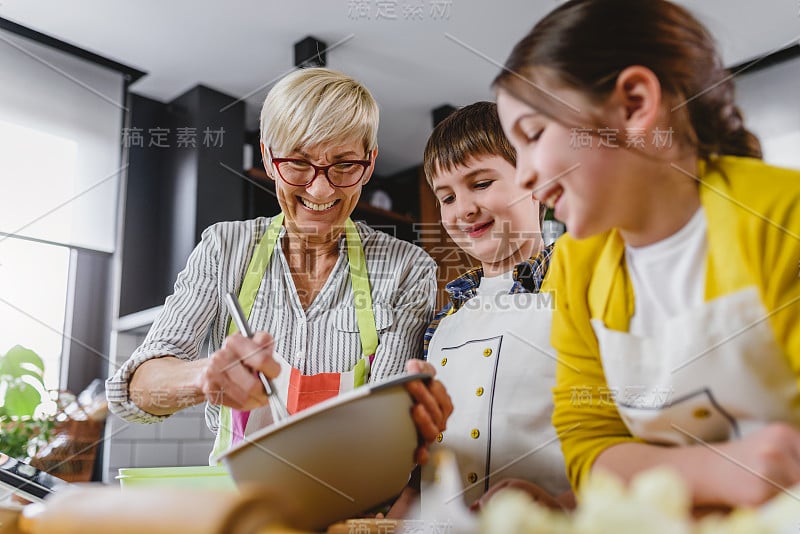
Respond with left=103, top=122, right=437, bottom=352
left=345, top=219, right=379, bottom=358
left=229, top=213, right=285, bottom=334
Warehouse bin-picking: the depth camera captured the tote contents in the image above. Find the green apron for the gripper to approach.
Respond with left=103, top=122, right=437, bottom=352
left=210, top=214, right=379, bottom=459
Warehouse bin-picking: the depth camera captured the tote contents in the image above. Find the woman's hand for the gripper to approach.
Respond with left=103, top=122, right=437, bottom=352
left=403, top=359, right=453, bottom=465
left=198, top=331, right=281, bottom=411
left=470, top=479, right=568, bottom=512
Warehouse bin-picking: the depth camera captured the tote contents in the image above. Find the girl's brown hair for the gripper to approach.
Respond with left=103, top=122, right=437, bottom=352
left=493, top=0, right=761, bottom=161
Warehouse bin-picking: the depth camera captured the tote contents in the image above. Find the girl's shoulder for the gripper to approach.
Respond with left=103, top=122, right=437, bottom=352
left=707, top=156, right=800, bottom=204
left=551, top=231, right=618, bottom=271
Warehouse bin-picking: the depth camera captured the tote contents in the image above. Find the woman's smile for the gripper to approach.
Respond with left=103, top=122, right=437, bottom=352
left=298, top=196, right=341, bottom=212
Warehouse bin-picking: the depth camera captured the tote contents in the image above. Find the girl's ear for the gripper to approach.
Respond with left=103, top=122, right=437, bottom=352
left=610, top=66, right=663, bottom=130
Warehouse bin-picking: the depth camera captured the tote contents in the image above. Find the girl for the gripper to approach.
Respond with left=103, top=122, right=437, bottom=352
left=494, top=0, right=800, bottom=510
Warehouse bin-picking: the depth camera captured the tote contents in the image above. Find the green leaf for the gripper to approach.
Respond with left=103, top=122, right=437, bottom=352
left=3, top=379, right=45, bottom=418
left=0, top=345, right=45, bottom=382
left=0, top=418, right=50, bottom=460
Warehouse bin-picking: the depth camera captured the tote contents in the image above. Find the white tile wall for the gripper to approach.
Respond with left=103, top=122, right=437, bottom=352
left=132, top=441, right=180, bottom=467
left=106, top=440, right=132, bottom=469
left=108, top=415, right=158, bottom=441
left=180, top=441, right=215, bottom=465
left=103, top=331, right=215, bottom=483
left=159, top=413, right=206, bottom=440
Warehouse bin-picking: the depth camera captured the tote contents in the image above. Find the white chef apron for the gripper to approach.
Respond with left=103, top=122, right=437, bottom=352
left=591, top=286, right=800, bottom=445
left=421, top=290, right=569, bottom=511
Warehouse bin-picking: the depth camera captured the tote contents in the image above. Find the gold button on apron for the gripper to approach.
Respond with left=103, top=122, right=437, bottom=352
left=436, top=432, right=443, bottom=443
left=467, top=472, right=478, bottom=484
left=483, top=348, right=492, bottom=357
left=441, top=357, right=447, bottom=366
left=470, top=428, right=480, bottom=439
left=693, top=407, right=711, bottom=419
left=475, top=387, right=484, bottom=397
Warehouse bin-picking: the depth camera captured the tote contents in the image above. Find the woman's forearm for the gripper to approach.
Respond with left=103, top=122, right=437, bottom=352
left=128, top=356, right=207, bottom=416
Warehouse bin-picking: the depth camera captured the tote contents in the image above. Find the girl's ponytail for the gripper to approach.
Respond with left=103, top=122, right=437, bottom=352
left=688, top=76, right=762, bottom=160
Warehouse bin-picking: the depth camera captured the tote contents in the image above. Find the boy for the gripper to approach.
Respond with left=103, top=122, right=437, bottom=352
left=392, top=101, right=571, bottom=518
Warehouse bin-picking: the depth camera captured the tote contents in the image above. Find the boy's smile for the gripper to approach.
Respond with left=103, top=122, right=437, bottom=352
left=461, top=219, right=494, bottom=238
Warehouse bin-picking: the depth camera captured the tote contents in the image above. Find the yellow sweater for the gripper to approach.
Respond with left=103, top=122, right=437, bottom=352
left=545, top=156, right=800, bottom=490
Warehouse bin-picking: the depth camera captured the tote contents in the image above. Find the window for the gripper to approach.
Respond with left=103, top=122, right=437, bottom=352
left=0, top=236, right=70, bottom=390
left=0, top=23, right=132, bottom=393
left=0, top=26, right=124, bottom=253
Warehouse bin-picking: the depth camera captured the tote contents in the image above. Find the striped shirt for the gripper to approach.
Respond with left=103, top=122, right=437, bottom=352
left=107, top=216, right=437, bottom=431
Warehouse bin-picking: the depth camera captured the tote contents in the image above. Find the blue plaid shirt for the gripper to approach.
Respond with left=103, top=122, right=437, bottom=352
left=422, top=244, right=554, bottom=358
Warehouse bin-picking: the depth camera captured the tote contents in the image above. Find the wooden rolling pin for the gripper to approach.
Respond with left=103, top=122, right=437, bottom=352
left=17, top=484, right=301, bottom=534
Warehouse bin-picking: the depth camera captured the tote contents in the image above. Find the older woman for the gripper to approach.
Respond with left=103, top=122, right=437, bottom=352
left=107, top=68, right=451, bottom=464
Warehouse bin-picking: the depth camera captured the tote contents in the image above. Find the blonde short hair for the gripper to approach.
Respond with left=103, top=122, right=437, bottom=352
left=260, top=68, right=379, bottom=157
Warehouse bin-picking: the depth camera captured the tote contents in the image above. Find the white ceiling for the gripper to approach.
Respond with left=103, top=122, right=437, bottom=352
left=2, top=0, right=798, bottom=175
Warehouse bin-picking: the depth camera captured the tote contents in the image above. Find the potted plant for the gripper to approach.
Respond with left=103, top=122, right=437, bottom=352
left=0, top=345, right=55, bottom=461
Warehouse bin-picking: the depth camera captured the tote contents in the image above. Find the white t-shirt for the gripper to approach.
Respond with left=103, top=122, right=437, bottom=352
left=475, top=269, right=515, bottom=297
left=626, top=207, right=707, bottom=337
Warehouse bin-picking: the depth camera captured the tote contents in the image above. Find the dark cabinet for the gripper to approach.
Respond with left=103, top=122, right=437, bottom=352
left=119, top=88, right=245, bottom=317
